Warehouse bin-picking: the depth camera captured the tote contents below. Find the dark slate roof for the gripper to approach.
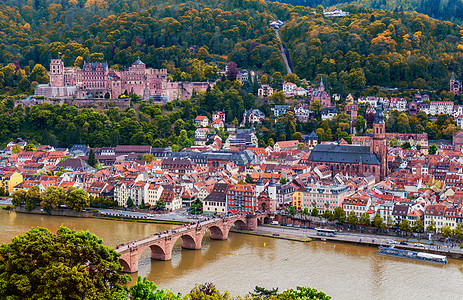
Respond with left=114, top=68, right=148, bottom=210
left=133, top=58, right=145, bottom=65
left=308, top=144, right=380, bottom=165
left=167, top=150, right=256, bottom=166
left=302, top=131, right=319, bottom=142
left=204, top=192, right=227, bottom=203
left=374, top=101, right=385, bottom=124
left=70, top=144, right=88, bottom=152
left=308, top=131, right=318, bottom=139
left=321, top=107, right=337, bottom=114
left=56, top=158, right=92, bottom=170
left=83, top=62, right=108, bottom=71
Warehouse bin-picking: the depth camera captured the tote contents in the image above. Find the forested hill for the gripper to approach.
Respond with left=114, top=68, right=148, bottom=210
left=0, top=0, right=463, bottom=93
left=1, top=0, right=301, bottom=75
left=279, top=4, right=463, bottom=93
left=272, top=0, right=463, bottom=24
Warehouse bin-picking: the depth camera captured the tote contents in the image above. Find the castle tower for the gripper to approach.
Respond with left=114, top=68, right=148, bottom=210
left=371, top=101, right=387, bottom=181
left=256, top=174, right=265, bottom=197
left=49, top=59, right=64, bottom=87
left=268, top=174, right=277, bottom=202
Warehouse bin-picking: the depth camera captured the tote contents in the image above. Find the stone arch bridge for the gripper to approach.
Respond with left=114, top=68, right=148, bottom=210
left=116, top=213, right=269, bottom=273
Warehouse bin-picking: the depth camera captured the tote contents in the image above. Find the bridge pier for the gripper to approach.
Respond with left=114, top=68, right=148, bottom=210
left=119, top=248, right=142, bottom=273
left=246, top=214, right=258, bottom=230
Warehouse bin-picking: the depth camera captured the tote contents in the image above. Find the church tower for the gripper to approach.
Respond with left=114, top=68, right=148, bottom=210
left=371, top=101, right=387, bottom=181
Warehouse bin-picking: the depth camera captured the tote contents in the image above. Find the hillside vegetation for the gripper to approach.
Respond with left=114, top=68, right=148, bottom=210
left=280, top=4, right=463, bottom=94
left=272, top=0, right=463, bottom=24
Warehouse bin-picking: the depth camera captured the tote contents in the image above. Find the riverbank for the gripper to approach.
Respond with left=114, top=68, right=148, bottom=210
left=14, top=206, right=188, bottom=226
left=230, top=228, right=312, bottom=243
left=242, top=225, right=463, bottom=260
left=94, top=216, right=184, bottom=225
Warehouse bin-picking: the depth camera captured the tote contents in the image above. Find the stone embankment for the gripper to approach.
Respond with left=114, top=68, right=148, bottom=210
left=237, top=225, right=463, bottom=260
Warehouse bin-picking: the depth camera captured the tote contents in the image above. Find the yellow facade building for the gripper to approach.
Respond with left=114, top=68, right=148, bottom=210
left=0, top=171, right=24, bottom=193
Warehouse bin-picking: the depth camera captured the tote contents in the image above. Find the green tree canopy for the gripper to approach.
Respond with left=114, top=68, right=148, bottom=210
left=399, top=219, right=412, bottom=234
left=65, top=187, right=89, bottom=211
left=311, top=207, right=319, bottom=217
left=333, top=207, right=346, bottom=223
left=347, top=211, right=358, bottom=226
left=373, top=213, right=385, bottom=229
left=142, top=153, right=155, bottom=164
left=127, top=197, right=135, bottom=208
left=413, top=218, right=424, bottom=233
left=87, top=148, right=97, bottom=167
left=128, top=276, right=180, bottom=300
left=426, top=218, right=436, bottom=233
left=359, top=212, right=371, bottom=226
left=41, top=186, right=66, bottom=211
left=0, top=226, right=129, bottom=299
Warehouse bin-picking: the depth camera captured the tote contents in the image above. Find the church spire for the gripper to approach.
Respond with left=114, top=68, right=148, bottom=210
left=269, top=174, right=276, bottom=186
left=374, top=100, right=385, bottom=124
left=256, top=173, right=264, bottom=185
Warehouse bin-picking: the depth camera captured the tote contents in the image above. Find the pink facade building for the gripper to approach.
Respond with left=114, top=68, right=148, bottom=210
left=310, top=78, right=331, bottom=108
left=36, top=59, right=211, bottom=101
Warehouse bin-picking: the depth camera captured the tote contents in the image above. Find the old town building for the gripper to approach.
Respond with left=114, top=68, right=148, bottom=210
left=305, top=101, right=388, bottom=182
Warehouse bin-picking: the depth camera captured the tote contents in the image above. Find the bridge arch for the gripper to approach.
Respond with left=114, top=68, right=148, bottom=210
left=150, top=244, right=168, bottom=260
left=181, top=233, right=201, bottom=250
left=232, top=219, right=247, bottom=230
left=119, top=258, right=131, bottom=273
left=115, top=214, right=263, bottom=273
left=207, top=224, right=229, bottom=240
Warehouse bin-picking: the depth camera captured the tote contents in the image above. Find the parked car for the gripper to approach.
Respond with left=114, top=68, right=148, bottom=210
left=287, top=224, right=293, bottom=227
left=280, top=223, right=287, bottom=226
left=294, top=225, right=301, bottom=228
left=271, top=221, right=279, bottom=225
left=308, top=226, right=315, bottom=229
left=400, top=241, right=408, bottom=245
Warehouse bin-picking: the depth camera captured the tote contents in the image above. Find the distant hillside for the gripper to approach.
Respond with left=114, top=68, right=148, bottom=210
left=0, top=0, right=298, bottom=74
left=279, top=3, right=463, bottom=93
left=0, top=0, right=462, bottom=94
left=271, top=0, right=463, bottom=24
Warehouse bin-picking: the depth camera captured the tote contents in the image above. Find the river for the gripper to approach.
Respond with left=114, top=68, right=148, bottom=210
left=1, top=210, right=462, bottom=299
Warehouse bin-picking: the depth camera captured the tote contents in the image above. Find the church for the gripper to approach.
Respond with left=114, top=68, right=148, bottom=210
left=450, top=72, right=463, bottom=95
left=305, top=102, right=388, bottom=182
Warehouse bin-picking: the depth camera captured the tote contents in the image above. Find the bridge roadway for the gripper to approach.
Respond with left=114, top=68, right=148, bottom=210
left=115, top=213, right=266, bottom=273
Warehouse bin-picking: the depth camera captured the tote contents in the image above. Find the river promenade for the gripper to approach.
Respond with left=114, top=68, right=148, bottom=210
left=6, top=196, right=463, bottom=259
left=247, top=225, right=463, bottom=259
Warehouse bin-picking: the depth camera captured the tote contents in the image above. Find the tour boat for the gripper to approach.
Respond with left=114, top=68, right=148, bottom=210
left=377, top=246, right=447, bottom=264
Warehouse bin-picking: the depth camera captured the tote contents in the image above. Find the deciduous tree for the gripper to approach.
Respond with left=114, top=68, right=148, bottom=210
left=65, top=187, right=89, bottom=211
left=359, top=212, right=371, bottom=227
left=0, top=226, right=129, bottom=299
